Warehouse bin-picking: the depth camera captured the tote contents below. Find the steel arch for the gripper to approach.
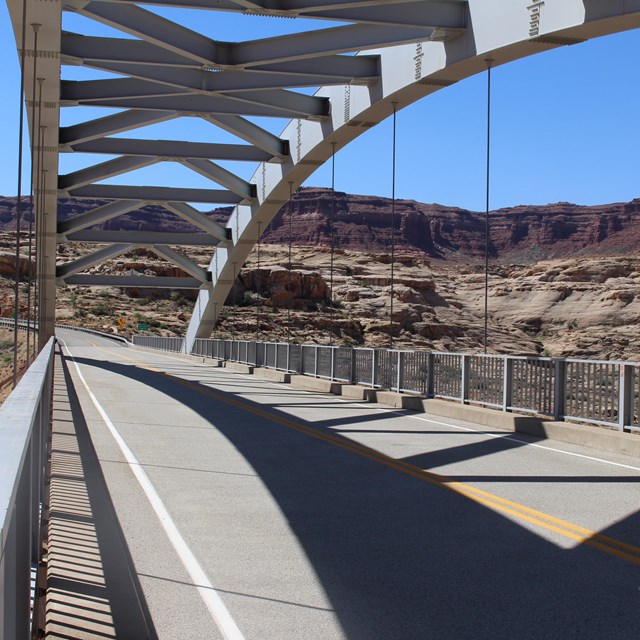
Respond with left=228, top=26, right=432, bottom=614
left=3, top=1, right=640, bottom=350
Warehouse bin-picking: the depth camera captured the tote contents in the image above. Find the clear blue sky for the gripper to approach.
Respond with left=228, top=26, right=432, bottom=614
left=1, top=3, right=639, bottom=212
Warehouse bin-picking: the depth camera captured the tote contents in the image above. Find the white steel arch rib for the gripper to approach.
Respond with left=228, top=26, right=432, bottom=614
left=4, top=0, right=640, bottom=350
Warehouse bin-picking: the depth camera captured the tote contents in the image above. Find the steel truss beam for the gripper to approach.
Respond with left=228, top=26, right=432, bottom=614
left=58, top=199, right=145, bottom=234
left=56, top=243, right=132, bottom=278
left=180, top=159, right=256, bottom=200
left=62, top=32, right=380, bottom=79
left=68, top=138, right=274, bottom=163
left=63, top=274, right=203, bottom=289
left=203, top=115, right=288, bottom=160
left=163, top=202, right=232, bottom=243
left=65, top=230, right=219, bottom=246
left=63, top=91, right=329, bottom=119
left=72, top=1, right=465, bottom=30
left=67, top=185, right=245, bottom=204
left=58, top=155, right=160, bottom=192
left=149, top=245, right=209, bottom=282
left=59, top=109, right=178, bottom=146
left=81, top=60, right=376, bottom=93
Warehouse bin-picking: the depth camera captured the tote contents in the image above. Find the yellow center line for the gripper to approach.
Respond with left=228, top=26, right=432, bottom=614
left=80, top=342, right=640, bottom=566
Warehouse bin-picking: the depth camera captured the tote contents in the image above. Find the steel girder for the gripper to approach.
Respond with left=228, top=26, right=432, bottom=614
left=50, top=0, right=467, bottom=317
left=5, top=0, right=640, bottom=348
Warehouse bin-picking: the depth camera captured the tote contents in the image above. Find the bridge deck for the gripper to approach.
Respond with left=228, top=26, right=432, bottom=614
left=49, top=329, right=640, bottom=640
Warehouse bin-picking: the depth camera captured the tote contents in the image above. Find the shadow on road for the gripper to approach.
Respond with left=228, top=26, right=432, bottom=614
left=66, top=354, right=640, bottom=640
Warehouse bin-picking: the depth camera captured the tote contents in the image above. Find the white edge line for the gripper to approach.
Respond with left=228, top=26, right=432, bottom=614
left=59, top=339, right=246, bottom=640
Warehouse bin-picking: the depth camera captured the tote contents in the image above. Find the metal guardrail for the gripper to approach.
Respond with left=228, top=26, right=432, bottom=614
left=143, top=337, right=640, bottom=433
left=132, top=335, right=185, bottom=353
left=55, top=323, right=129, bottom=345
left=0, top=337, right=55, bottom=639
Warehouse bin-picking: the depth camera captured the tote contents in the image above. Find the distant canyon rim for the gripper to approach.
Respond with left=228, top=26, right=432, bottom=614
left=0, top=187, right=639, bottom=361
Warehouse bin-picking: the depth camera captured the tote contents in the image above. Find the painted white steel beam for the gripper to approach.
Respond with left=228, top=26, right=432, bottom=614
left=58, top=156, right=160, bottom=192
left=73, top=1, right=221, bottom=65
left=149, top=245, right=209, bottom=282
left=65, top=91, right=329, bottom=118
left=56, top=243, right=132, bottom=279
left=202, top=115, right=288, bottom=160
left=63, top=31, right=380, bottom=80
left=58, top=199, right=145, bottom=234
left=162, top=202, right=232, bottom=243
left=66, top=230, right=220, bottom=246
left=79, top=1, right=464, bottom=29
left=64, top=274, right=203, bottom=288
left=59, top=109, right=178, bottom=146
left=67, top=185, right=244, bottom=204
left=69, top=138, right=274, bottom=162
left=180, top=159, right=257, bottom=200
left=82, top=61, right=377, bottom=93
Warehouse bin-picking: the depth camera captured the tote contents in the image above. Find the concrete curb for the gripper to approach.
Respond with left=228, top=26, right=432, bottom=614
left=290, top=375, right=343, bottom=395
left=253, top=368, right=291, bottom=383
left=224, top=362, right=254, bottom=374
left=341, top=385, right=376, bottom=402
left=376, top=391, right=424, bottom=411
left=416, top=399, right=640, bottom=459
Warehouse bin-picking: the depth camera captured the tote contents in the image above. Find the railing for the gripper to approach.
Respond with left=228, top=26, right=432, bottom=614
left=132, top=335, right=184, bottom=352
left=55, top=323, right=129, bottom=345
left=142, top=337, right=640, bottom=433
left=1, top=337, right=55, bottom=639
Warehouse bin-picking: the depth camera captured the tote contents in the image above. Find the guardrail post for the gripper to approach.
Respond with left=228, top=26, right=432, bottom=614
left=503, top=356, right=513, bottom=412
left=396, top=352, right=403, bottom=393
left=553, top=359, right=566, bottom=420
left=461, top=355, right=470, bottom=404
left=330, top=348, right=336, bottom=381
left=371, top=350, right=377, bottom=388
left=287, top=342, right=291, bottom=373
left=350, top=348, right=356, bottom=384
left=314, top=345, right=319, bottom=377
left=426, top=352, right=435, bottom=398
left=618, top=364, right=634, bottom=432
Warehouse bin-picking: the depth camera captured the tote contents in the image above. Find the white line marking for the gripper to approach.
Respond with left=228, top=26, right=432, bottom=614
left=60, top=340, right=245, bottom=640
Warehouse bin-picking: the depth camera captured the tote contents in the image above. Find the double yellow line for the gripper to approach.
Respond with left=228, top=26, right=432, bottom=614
left=86, top=343, right=640, bottom=567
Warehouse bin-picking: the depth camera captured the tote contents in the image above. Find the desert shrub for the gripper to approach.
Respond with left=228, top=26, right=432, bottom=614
left=90, top=302, right=112, bottom=316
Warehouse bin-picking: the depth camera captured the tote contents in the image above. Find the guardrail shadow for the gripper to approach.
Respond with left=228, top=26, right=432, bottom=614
left=48, top=351, right=157, bottom=638
left=65, top=354, right=640, bottom=639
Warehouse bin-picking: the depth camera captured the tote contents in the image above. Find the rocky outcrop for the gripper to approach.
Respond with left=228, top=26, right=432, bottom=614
left=2, top=190, right=640, bottom=262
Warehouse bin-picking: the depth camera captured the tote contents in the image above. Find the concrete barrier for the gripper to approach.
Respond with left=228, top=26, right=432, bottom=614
left=375, top=391, right=424, bottom=410
left=290, top=375, right=343, bottom=395
left=420, top=399, right=640, bottom=459
left=225, top=362, right=254, bottom=374
left=253, top=368, right=291, bottom=383
left=341, top=385, right=376, bottom=402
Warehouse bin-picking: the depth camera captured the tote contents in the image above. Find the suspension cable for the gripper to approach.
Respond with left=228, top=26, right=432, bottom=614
left=12, top=0, right=28, bottom=387
left=329, top=141, right=336, bottom=345
left=26, top=23, right=40, bottom=364
left=389, top=102, right=398, bottom=349
left=287, top=180, right=293, bottom=343
left=256, top=221, right=261, bottom=342
left=33, top=81, right=43, bottom=359
left=484, top=59, right=493, bottom=355
left=38, top=166, right=47, bottom=351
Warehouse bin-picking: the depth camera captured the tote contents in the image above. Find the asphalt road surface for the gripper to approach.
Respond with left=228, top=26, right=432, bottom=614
left=53, top=329, right=640, bottom=640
